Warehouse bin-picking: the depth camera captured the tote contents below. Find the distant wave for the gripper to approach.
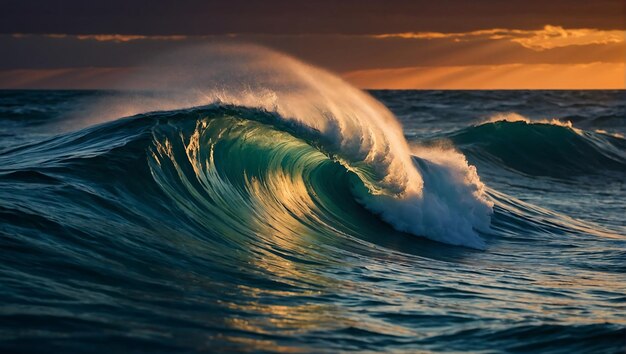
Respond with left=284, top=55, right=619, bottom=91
left=446, top=114, right=626, bottom=177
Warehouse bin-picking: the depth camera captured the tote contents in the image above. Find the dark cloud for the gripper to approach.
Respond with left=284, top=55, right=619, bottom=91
left=1, top=1, right=622, bottom=88
left=0, top=34, right=623, bottom=73
left=1, top=0, right=623, bottom=35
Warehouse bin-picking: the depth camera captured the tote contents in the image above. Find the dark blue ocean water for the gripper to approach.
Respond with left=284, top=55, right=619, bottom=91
left=1, top=89, right=625, bottom=353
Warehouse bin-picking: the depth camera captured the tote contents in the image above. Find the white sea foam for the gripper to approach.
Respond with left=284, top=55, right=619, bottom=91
left=483, top=112, right=580, bottom=131
left=358, top=145, right=493, bottom=249
left=594, top=129, right=624, bottom=139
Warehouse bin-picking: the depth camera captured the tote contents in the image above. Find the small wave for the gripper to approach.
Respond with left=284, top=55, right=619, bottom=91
left=483, top=112, right=575, bottom=128
left=448, top=114, right=626, bottom=177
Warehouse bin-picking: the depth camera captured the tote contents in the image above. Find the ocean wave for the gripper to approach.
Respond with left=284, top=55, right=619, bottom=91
left=446, top=115, right=626, bottom=177
left=1, top=103, right=492, bottom=250
left=66, top=45, right=493, bottom=248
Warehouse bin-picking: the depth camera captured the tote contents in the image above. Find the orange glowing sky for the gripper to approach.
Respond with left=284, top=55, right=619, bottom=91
left=1, top=1, right=624, bottom=89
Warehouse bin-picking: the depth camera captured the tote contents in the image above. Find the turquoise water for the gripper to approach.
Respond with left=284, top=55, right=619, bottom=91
left=0, top=89, right=625, bottom=353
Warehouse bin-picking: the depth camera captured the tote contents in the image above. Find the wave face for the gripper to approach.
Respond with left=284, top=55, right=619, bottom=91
left=1, top=50, right=625, bottom=353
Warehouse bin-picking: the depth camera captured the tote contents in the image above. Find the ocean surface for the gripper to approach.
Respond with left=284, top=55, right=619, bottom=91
left=1, top=88, right=625, bottom=353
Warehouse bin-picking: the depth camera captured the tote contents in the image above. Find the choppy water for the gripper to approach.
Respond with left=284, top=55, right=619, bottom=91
left=1, top=86, right=625, bottom=352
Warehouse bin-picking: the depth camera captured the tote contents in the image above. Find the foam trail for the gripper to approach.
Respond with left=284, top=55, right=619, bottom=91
left=87, top=44, right=492, bottom=248
left=483, top=112, right=578, bottom=130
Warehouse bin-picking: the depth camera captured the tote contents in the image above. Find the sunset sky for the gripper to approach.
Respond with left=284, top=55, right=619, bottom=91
left=1, top=0, right=624, bottom=89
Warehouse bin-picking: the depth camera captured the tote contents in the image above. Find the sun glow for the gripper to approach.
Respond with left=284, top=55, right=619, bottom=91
left=343, top=62, right=625, bottom=89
